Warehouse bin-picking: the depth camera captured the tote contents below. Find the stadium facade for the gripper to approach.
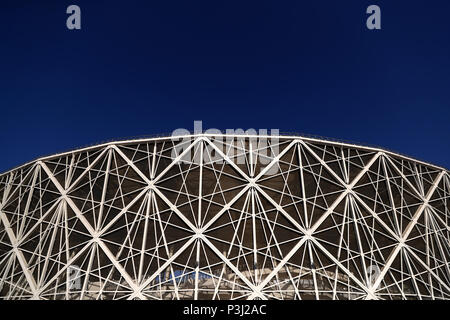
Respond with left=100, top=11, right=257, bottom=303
left=0, top=134, right=449, bottom=300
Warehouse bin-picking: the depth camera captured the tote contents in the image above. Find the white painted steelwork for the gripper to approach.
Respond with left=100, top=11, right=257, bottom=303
left=0, top=134, right=449, bottom=300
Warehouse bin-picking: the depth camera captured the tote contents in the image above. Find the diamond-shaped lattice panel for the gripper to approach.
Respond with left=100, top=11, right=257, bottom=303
left=0, top=135, right=449, bottom=300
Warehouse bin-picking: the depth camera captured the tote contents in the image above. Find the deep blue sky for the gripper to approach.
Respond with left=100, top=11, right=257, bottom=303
left=1, top=0, right=449, bottom=172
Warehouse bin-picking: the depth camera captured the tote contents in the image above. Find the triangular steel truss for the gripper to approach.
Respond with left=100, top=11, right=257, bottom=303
left=0, top=135, right=449, bottom=300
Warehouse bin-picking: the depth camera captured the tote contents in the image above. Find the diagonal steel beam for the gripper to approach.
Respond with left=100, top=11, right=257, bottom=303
left=368, top=170, right=446, bottom=295
left=39, top=160, right=144, bottom=299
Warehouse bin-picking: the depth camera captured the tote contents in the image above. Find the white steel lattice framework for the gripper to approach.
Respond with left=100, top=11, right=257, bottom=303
left=0, top=134, right=449, bottom=300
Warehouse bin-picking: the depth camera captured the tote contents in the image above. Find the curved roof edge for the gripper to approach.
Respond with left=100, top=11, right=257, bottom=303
left=1, top=133, right=448, bottom=176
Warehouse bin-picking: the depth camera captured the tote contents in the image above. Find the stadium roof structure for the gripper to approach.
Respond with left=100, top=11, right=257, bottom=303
left=0, top=133, right=449, bottom=300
